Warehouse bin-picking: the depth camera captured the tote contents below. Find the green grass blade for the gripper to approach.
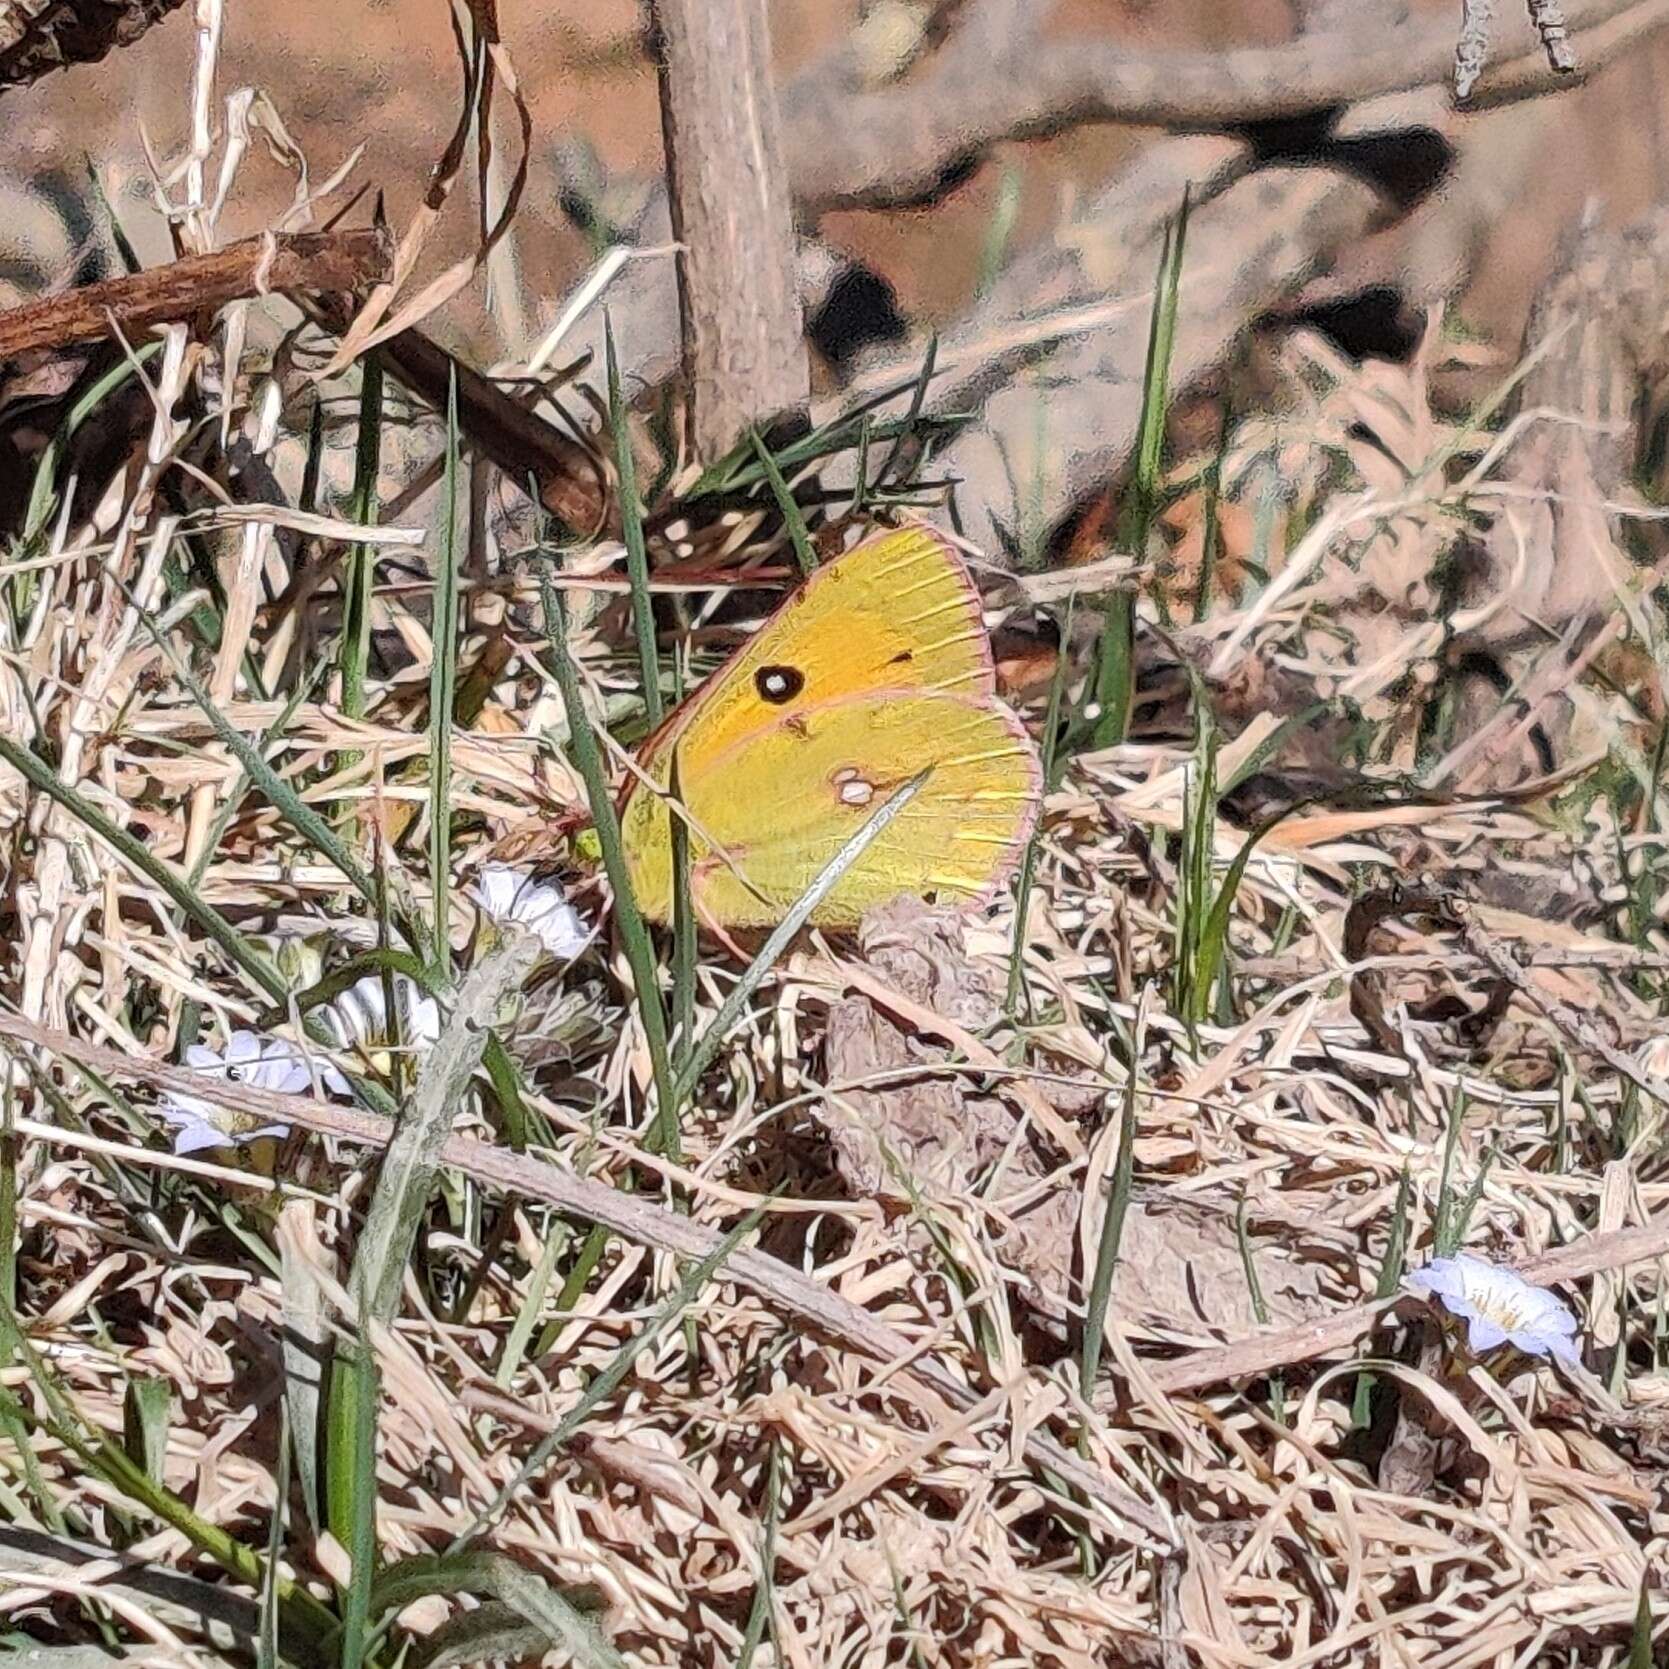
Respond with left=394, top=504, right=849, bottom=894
left=21, top=344, right=163, bottom=548
left=0, top=1076, right=14, bottom=1317
left=83, top=158, right=143, bottom=275
left=1378, top=1166, right=1415, bottom=1296
left=671, top=770, right=929, bottom=1110
left=494, top=1220, right=568, bottom=1388
left=127, top=602, right=380, bottom=910
left=327, top=938, right=539, bottom=1666
left=481, top=1033, right=535, bottom=1150
left=299, top=392, right=326, bottom=514
left=349, top=936, right=539, bottom=1324
left=748, top=427, right=816, bottom=576
left=430, top=367, right=464, bottom=970
left=1089, top=189, right=1190, bottom=748
left=853, top=413, right=873, bottom=516
left=1433, top=1090, right=1469, bottom=1255
left=686, top=404, right=966, bottom=500
left=1193, top=383, right=1234, bottom=623
left=1192, top=791, right=1310, bottom=1032
left=279, top=1215, right=327, bottom=1541
left=975, top=163, right=1022, bottom=299
left=1176, top=691, right=1219, bottom=1027
left=408, top=1605, right=596, bottom=1669
left=734, top=1444, right=781, bottom=1669
left=876, top=334, right=938, bottom=491
left=605, top=313, right=662, bottom=727
left=121, top=1377, right=170, bottom=1483
left=1007, top=595, right=1073, bottom=1014
left=259, top=1416, right=290, bottom=1669
left=1448, top=1140, right=1499, bottom=1250
left=326, top=1315, right=379, bottom=1669
left=1626, top=1568, right=1655, bottom=1667
left=0, top=1293, right=338, bottom=1648
left=1081, top=992, right=1146, bottom=1390
left=185, top=657, right=328, bottom=890
left=0, top=734, right=285, bottom=1003
left=669, top=744, right=697, bottom=1067
left=372, top=1553, right=614, bottom=1668
left=450, top=1204, right=766, bottom=1554
left=1235, top=1187, right=1283, bottom=1419
left=1132, top=192, right=1190, bottom=525
left=538, top=570, right=678, bottom=1156
left=341, top=350, right=385, bottom=721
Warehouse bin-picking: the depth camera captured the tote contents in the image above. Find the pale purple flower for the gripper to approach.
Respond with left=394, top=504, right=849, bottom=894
left=157, top=1030, right=304, bottom=1155
left=1405, top=1253, right=1580, bottom=1364
left=315, top=973, right=443, bottom=1056
left=470, top=864, right=591, bottom=960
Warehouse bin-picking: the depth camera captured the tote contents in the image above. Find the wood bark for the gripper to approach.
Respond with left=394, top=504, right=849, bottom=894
left=0, top=0, right=183, bottom=91
left=651, top=0, right=808, bottom=463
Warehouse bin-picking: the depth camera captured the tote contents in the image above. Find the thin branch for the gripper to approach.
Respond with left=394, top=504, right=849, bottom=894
left=0, top=228, right=392, bottom=359
left=782, top=0, right=1655, bottom=212
left=301, top=289, right=610, bottom=538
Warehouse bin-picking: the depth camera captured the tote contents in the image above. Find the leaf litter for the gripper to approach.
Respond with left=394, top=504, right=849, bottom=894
left=0, top=57, right=1666, bottom=1669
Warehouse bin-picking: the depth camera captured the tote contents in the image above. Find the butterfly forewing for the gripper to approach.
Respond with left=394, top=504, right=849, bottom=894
left=642, top=524, right=993, bottom=764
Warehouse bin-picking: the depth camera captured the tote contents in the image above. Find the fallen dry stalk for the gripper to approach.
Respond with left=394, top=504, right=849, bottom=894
left=0, top=1011, right=1175, bottom=1550
left=1146, top=1217, right=1669, bottom=1396
left=11, top=1002, right=1666, bottom=1533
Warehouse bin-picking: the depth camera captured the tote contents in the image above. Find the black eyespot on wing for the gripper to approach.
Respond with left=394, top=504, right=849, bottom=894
left=888, top=649, right=914, bottom=665
left=755, top=664, right=805, bottom=704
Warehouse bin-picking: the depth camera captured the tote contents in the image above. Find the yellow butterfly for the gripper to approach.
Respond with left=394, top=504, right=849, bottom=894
left=618, top=522, right=1042, bottom=928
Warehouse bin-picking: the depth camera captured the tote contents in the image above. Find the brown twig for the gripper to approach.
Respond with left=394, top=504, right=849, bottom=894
left=782, top=0, right=1655, bottom=213
left=300, top=289, right=610, bottom=538
left=0, top=229, right=393, bottom=360
left=373, top=326, right=609, bottom=537
left=0, top=1011, right=1175, bottom=1550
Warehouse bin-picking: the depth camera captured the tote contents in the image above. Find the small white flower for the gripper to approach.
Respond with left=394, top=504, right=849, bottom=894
left=1405, top=1253, right=1580, bottom=1364
left=315, top=973, right=443, bottom=1057
left=157, top=1029, right=302, bottom=1155
left=470, top=864, right=591, bottom=960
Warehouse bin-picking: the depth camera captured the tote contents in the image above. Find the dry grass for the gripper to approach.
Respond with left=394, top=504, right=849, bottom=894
left=0, top=23, right=1666, bottom=1669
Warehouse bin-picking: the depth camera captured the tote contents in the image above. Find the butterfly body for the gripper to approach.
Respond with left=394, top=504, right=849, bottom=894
left=619, top=524, right=1041, bottom=927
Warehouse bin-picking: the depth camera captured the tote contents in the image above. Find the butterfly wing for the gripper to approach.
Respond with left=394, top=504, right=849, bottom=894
left=619, top=522, right=1041, bottom=926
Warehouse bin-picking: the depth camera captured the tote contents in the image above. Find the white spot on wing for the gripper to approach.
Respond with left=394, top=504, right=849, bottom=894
left=831, top=766, right=876, bottom=807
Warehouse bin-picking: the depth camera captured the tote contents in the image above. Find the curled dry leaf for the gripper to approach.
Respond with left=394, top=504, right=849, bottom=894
left=820, top=899, right=1026, bottom=1201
